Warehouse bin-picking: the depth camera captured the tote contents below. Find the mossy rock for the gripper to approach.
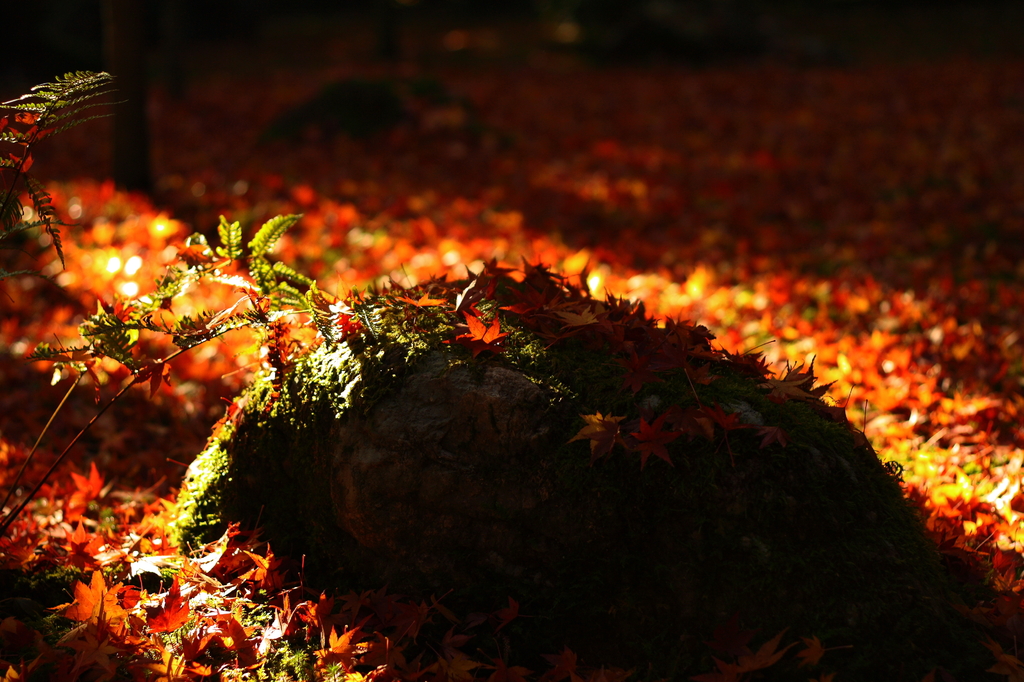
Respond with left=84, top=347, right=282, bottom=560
left=172, top=269, right=986, bottom=679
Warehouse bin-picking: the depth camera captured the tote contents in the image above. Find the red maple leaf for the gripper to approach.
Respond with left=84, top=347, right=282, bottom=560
left=69, top=461, right=106, bottom=514
left=704, top=613, right=757, bottom=657
left=698, top=403, right=754, bottom=466
left=492, top=597, right=520, bottom=634
left=614, top=350, right=663, bottom=393
left=754, top=425, right=790, bottom=449
left=489, top=657, right=533, bottom=682
left=146, top=575, right=191, bottom=633
left=452, top=312, right=508, bottom=357
left=735, top=629, right=797, bottom=673
left=629, top=412, right=680, bottom=469
left=65, top=521, right=105, bottom=570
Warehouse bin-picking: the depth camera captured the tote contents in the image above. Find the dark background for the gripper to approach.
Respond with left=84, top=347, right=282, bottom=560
left=5, top=0, right=1024, bottom=92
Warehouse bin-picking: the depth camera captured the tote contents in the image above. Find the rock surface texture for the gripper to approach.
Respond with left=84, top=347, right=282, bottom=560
left=174, top=268, right=986, bottom=679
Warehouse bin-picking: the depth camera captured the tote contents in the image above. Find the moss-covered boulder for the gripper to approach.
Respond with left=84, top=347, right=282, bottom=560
left=172, top=265, right=986, bottom=679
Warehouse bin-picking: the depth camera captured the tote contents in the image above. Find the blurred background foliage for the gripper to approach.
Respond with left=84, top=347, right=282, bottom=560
left=4, top=0, right=1023, bottom=95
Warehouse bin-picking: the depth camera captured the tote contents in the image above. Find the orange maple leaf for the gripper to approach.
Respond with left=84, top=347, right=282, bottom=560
left=316, top=626, right=366, bottom=673
left=397, top=293, right=449, bottom=307
left=983, top=638, right=1024, bottom=681
left=60, top=570, right=126, bottom=625
left=796, top=635, right=826, bottom=668
left=569, top=413, right=626, bottom=463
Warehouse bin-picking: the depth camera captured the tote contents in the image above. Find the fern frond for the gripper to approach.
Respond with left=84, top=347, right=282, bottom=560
left=170, top=309, right=248, bottom=350
left=305, top=282, right=339, bottom=345
left=149, top=266, right=197, bottom=303
left=0, top=202, right=24, bottom=234
left=248, top=255, right=275, bottom=295
left=0, top=131, right=31, bottom=145
left=274, top=282, right=305, bottom=308
left=80, top=313, right=139, bottom=370
left=9, top=71, right=114, bottom=104
left=353, top=301, right=382, bottom=340
left=216, top=216, right=244, bottom=261
left=25, top=176, right=63, bottom=267
left=0, top=267, right=39, bottom=281
left=50, top=107, right=117, bottom=135
left=271, top=260, right=314, bottom=288
left=248, top=214, right=301, bottom=258
left=27, top=341, right=91, bottom=362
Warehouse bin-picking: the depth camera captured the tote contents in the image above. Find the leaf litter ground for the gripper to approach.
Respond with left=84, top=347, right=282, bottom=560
left=2, top=56, right=1024, bottom=680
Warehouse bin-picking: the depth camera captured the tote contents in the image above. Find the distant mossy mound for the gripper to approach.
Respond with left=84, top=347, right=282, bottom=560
left=260, top=76, right=486, bottom=142
left=173, top=263, right=986, bottom=679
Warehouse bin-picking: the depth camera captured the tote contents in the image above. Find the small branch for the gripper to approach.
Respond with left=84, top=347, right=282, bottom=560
left=0, top=371, right=82, bottom=513
left=0, top=343, right=194, bottom=538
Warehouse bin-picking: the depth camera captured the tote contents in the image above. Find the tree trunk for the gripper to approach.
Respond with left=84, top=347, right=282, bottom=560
left=103, top=0, right=152, bottom=192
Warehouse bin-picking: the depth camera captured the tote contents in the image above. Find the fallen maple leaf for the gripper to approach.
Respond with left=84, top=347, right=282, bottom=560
left=492, top=597, right=520, bottom=634
left=795, top=635, right=853, bottom=669
left=540, top=646, right=584, bottom=682
left=452, top=312, right=508, bottom=357
left=145, top=575, right=190, bottom=633
left=615, top=350, right=664, bottom=393
left=68, top=461, right=106, bottom=516
left=796, top=635, right=826, bottom=668
left=754, top=425, right=790, bottom=450
left=698, top=403, right=754, bottom=466
left=569, top=412, right=626, bottom=463
left=397, top=293, right=449, bottom=307
left=316, top=626, right=367, bottom=673
left=59, top=570, right=126, bottom=625
left=704, top=613, right=757, bottom=657
left=489, top=657, right=532, bottom=682
left=428, top=652, right=482, bottom=682
left=983, top=638, right=1024, bottom=681
left=735, top=628, right=797, bottom=673
left=629, top=412, right=680, bottom=468
left=65, top=521, right=105, bottom=570
left=60, top=621, right=125, bottom=679
left=689, top=657, right=741, bottom=682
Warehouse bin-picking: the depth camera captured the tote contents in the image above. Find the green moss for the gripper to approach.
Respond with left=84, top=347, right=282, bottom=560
left=171, top=420, right=236, bottom=551
left=0, top=565, right=82, bottom=646
left=173, top=285, right=990, bottom=680
left=259, top=637, right=315, bottom=682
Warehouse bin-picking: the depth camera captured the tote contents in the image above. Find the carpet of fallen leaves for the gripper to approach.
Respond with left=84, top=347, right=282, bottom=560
left=3, top=50, right=1024, bottom=680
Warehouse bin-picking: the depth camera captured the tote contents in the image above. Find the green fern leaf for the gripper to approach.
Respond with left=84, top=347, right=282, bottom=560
left=248, top=214, right=301, bottom=258
left=216, top=216, right=244, bottom=261
left=0, top=267, right=39, bottom=281
left=274, top=282, right=305, bottom=308
left=305, top=282, right=339, bottom=345
left=248, top=255, right=276, bottom=295
left=271, top=260, right=314, bottom=288
left=80, top=312, right=139, bottom=370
